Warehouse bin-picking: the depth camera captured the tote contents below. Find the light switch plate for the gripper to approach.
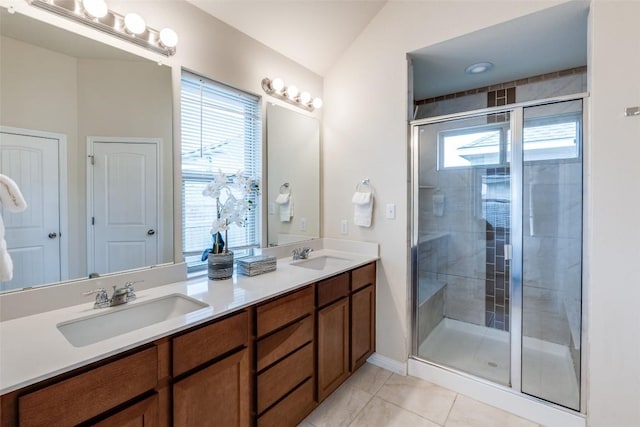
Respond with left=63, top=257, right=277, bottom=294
left=300, top=218, right=307, bottom=231
left=385, top=203, right=396, bottom=219
left=340, top=219, right=348, bottom=235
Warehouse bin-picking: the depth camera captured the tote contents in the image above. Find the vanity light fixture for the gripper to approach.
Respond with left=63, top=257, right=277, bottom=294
left=27, top=0, right=178, bottom=56
left=262, top=77, right=322, bottom=112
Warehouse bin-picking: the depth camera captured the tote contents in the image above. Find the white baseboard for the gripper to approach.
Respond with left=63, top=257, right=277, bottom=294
left=408, top=358, right=586, bottom=427
left=367, top=353, right=407, bottom=375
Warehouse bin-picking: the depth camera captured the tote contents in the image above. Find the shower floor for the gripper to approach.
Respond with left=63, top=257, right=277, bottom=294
left=418, top=318, right=579, bottom=409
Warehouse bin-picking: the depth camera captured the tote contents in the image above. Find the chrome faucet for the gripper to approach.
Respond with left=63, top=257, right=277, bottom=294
left=292, top=247, right=313, bottom=260
left=84, top=281, right=141, bottom=309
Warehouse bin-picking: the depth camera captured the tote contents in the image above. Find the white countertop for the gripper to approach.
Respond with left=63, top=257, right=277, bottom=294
left=0, top=246, right=378, bottom=395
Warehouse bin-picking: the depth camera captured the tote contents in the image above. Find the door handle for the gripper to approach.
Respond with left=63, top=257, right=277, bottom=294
left=48, top=232, right=58, bottom=239
left=147, top=229, right=156, bottom=236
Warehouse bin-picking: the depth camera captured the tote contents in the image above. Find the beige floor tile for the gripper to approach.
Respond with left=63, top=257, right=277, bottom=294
left=302, top=383, right=373, bottom=427
left=344, top=362, right=394, bottom=395
left=445, top=395, right=539, bottom=427
left=350, top=396, right=442, bottom=427
left=375, top=374, right=456, bottom=425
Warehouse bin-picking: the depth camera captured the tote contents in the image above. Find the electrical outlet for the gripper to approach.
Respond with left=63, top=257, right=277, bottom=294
left=300, top=218, right=307, bottom=231
left=340, top=219, right=348, bottom=235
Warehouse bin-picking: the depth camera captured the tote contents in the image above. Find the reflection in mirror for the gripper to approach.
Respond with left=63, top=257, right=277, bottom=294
left=266, top=103, right=320, bottom=246
left=0, top=10, right=173, bottom=293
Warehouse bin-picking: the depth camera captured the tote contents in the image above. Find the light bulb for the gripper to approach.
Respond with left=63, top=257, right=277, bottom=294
left=159, top=28, right=178, bottom=48
left=83, top=0, right=108, bottom=18
left=286, top=85, right=298, bottom=100
left=299, top=92, right=311, bottom=104
left=124, top=13, right=146, bottom=35
left=271, top=78, right=285, bottom=93
left=312, top=97, right=323, bottom=109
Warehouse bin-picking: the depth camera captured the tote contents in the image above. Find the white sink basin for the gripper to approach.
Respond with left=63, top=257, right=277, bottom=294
left=57, top=294, right=209, bottom=347
left=291, top=255, right=352, bottom=270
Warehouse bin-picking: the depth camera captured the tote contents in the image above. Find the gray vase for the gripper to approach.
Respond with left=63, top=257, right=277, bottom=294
left=208, top=251, right=234, bottom=280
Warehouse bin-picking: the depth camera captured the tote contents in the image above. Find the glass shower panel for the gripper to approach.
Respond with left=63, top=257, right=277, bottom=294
left=521, top=100, right=582, bottom=410
left=415, top=113, right=512, bottom=386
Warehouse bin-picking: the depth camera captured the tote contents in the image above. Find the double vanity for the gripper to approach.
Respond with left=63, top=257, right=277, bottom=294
left=0, top=241, right=378, bottom=426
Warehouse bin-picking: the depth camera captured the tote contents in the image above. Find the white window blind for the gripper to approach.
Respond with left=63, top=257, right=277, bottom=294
left=181, top=72, right=261, bottom=269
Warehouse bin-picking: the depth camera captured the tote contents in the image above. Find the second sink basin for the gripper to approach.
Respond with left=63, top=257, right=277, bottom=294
left=291, top=255, right=352, bottom=270
left=57, top=294, right=209, bottom=347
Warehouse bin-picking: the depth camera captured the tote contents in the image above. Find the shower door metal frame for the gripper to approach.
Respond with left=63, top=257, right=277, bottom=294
left=409, top=92, right=587, bottom=407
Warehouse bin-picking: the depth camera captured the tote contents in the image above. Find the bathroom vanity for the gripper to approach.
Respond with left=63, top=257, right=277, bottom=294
left=0, top=245, right=377, bottom=427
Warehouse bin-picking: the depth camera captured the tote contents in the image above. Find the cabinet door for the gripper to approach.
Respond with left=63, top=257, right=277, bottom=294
left=351, top=285, right=375, bottom=371
left=173, top=349, right=249, bottom=427
left=93, top=394, right=158, bottom=427
left=317, top=297, right=349, bottom=402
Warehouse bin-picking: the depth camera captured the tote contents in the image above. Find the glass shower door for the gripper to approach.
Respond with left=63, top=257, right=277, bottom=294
left=414, top=112, right=513, bottom=386
left=520, top=100, right=583, bottom=410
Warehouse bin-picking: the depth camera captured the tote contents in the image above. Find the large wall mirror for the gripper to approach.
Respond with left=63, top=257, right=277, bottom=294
left=266, top=103, right=320, bottom=246
left=0, top=9, right=174, bottom=293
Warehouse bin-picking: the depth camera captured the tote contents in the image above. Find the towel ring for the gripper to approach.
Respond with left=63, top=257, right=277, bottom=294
left=355, top=178, right=371, bottom=192
left=279, top=182, right=290, bottom=194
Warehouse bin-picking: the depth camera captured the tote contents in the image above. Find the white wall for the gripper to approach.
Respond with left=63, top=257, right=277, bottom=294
left=324, top=0, right=640, bottom=425
left=587, top=1, right=640, bottom=425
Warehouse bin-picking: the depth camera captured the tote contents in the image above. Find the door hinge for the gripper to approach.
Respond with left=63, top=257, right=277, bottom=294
left=92, top=217, right=95, bottom=225
left=88, top=155, right=95, bottom=165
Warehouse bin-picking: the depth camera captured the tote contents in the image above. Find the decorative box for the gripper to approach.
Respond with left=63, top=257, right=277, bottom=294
left=237, top=255, right=277, bottom=277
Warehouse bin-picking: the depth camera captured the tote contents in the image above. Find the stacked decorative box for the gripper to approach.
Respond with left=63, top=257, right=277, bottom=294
left=237, top=255, right=277, bottom=277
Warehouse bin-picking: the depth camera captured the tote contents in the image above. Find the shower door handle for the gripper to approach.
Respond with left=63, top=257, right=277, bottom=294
left=504, top=244, right=512, bottom=261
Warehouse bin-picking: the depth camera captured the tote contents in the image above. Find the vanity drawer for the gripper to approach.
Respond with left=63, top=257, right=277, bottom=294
left=257, top=314, right=313, bottom=372
left=352, top=262, right=376, bottom=292
left=257, top=378, right=315, bottom=427
left=256, top=286, right=314, bottom=338
left=18, top=346, right=158, bottom=427
left=257, top=342, right=313, bottom=414
left=173, top=310, right=248, bottom=376
left=317, top=272, right=350, bottom=307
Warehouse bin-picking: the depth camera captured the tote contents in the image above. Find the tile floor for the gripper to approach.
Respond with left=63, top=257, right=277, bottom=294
left=299, top=363, right=542, bottom=427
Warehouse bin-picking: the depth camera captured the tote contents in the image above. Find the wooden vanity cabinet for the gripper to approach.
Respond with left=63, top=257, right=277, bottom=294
left=316, top=273, right=350, bottom=402
left=253, top=286, right=315, bottom=427
left=0, top=346, right=159, bottom=427
left=172, top=310, right=250, bottom=427
left=316, top=263, right=377, bottom=403
left=350, top=262, right=376, bottom=371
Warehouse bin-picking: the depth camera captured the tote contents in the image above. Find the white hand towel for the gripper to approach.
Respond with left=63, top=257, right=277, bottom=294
left=279, top=195, right=293, bottom=222
left=0, top=174, right=28, bottom=282
left=352, top=191, right=373, bottom=227
left=275, top=193, right=290, bottom=204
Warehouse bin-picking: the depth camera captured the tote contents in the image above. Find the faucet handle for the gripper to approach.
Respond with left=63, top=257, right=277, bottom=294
left=83, top=288, right=110, bottom=308
left=124, top=281, right=141, bottom=301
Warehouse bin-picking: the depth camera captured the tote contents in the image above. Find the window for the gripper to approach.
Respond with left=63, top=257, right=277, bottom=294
left=438, top=112, right=580, bottom=169
left=181, top=72, right=261, bottom=270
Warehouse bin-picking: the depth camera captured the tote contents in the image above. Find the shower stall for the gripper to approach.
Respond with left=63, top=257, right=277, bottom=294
left=411, top=95, right=584, bottom=411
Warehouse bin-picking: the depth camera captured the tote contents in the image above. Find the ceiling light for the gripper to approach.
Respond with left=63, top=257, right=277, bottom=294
left=83, top=0, right=108, bottom=19
left=465, top=62, right=493, bottom=74
left=124, top=13, right=146, bottom=35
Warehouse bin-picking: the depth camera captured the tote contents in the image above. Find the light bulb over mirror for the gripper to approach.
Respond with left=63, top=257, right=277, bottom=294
left=124, top=13, right=146, bottom=35
left=312, top=97, right=323, bottom=109
left=299, top=92, right=311, bottom=104
left=271, top=78, right=285, bottom=93
left=286, top=85, right=298, bottom=100
left=83, top=0, right=108, bottom=18
left=159, top=28, right=178, bottom=48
